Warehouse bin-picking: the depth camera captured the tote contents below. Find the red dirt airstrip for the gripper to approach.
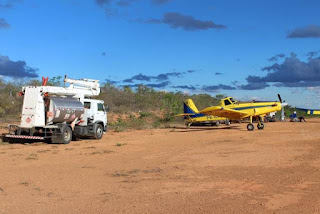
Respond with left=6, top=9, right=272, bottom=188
left=0, top=120, right=320, bottom=213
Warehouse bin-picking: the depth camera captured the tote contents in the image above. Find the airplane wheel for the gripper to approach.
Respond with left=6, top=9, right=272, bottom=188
left=215, top=121, right=220, bottom=126
left=257, top=123, right=264, bottom=130
left=225, top=120, right=231, bottom=126
left=185, top=122, right=191, bottom=129
left=247, top=123, right=254, bottom=131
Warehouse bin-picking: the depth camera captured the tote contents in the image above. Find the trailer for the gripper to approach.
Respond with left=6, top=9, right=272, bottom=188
left=4, top=76, right=107, bottom=144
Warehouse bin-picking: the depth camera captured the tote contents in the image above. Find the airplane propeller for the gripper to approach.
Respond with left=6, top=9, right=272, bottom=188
left=277, top=94, right=287, bottom=121
left=277, top=94, right=288, bottom=107
left=278, top=94, right=282, bottom=103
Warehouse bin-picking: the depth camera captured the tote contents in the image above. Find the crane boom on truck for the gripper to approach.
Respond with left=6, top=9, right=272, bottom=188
left=4, top=76, right=108, bottom=144
left=38, top=76, right=101, bottom=98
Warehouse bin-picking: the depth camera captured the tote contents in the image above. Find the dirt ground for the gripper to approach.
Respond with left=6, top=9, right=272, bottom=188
left=1, top=120, right=320, bottom=214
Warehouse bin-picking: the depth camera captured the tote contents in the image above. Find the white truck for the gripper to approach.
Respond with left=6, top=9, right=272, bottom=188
left=5, top=76, right=108, bottom=144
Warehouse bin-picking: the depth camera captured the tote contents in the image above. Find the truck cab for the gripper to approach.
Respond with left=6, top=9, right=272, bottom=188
left=83, top=99, right=107, bottom=131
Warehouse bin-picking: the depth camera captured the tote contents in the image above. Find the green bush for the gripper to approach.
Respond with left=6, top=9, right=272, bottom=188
left=139, top=111, right=152, bottom=118
left=110, top=118, right=128, bottom=132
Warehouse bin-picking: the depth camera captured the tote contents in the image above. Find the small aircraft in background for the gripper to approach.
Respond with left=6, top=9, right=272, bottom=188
left=177, top=95, right=287, bottom=131
left=296, top=108, right=320, bottom=115
left=176, top=99, right=229, bottom=128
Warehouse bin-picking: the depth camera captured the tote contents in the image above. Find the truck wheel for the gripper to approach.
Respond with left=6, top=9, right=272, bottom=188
left=61, top=126, right=72, bottom=144
left=94, top=124, right=104, bottom=140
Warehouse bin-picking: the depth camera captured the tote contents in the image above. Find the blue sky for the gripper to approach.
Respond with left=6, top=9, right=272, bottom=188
left=1, top=0, right=320, bottom=107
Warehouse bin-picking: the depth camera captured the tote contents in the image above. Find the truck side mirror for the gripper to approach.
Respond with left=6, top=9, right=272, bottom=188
left=105, top=106, right=110, bottom=112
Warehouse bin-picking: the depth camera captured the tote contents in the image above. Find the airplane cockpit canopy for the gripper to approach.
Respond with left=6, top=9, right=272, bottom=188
left=230, top=97, right=236, bottom=103
left=224, top=97, right=237, bottom=106
left=224, top=99, right=232, bottom=106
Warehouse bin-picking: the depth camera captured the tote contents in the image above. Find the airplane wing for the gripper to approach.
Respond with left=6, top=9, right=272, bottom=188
left=199, top=106, right=249, bottom=119
left=297, top=108, right=320, bottom=115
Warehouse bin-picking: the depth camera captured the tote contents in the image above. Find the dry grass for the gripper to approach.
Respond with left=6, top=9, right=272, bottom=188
left=84, top=146, right=96, bottom=149
left=20, top=182, right=29, bottom=186
left=25, top=153, right=38, bottom=160
left=37, top=149, right=51, bottom=153
left=112, top=169, right=140, bottom=177
left=143, top=168, right=162, bottom=173
left=115, top=143, right=127, bottom=147
left=86, top=150, right=113, bottom=155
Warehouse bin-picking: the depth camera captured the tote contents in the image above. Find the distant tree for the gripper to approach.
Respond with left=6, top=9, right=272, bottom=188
left=47, top=76, right=63, bottom=86
left=27, top=79, right=42, bottom=86
left=123, top=86, right=133, bottom=93
left=161, top=92, right=182, bottom=121
left=215, top=94, right=225, bottom=100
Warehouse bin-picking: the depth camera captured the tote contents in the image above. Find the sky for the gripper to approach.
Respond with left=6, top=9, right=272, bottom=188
left=0, top=0, right=320, bottom=108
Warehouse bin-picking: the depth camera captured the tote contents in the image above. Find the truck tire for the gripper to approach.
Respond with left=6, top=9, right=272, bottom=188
left=61, top=126, right=72, bottom=144
left=94, top=124, right=104, bottom=140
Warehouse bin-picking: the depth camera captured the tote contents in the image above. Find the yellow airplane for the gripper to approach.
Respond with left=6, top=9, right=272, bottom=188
left=177, top=95, right=287, bottom=131
left=177, top=99, right=229, bottom=128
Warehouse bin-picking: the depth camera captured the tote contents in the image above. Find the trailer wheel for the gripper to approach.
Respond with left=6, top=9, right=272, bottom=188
left=61, top=126, right=72, bottom=144
left=94, top=124, right=104, bottom=140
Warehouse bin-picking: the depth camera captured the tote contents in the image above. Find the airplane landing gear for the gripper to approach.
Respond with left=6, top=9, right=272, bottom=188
left=247, top=116, right=254, bottom=131
left=246, top=116, right=264, bottom=131
left=247, top=123, right=254, bottom=131
left=257, top=117, right=264, bottom=130
left=257, top=123, right=264, bottom=130
left=185, top=122, right=192, bottom=129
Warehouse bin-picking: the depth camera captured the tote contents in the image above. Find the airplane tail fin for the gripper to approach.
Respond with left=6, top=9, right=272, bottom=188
left=184, top=99, right=199, bottom=114
left=175, top=99, right=199, bottom=118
